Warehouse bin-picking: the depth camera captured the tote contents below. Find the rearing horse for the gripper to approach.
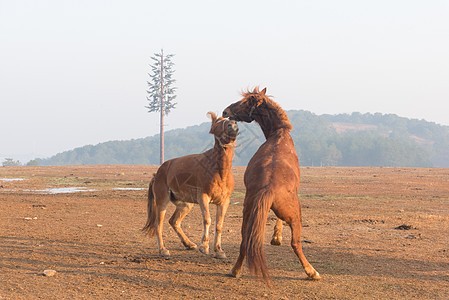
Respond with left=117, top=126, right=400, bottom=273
left=222, top=87, right=320, bottom=284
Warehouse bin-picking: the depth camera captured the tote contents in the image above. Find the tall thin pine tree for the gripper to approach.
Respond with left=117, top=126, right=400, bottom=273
left=146, top=49, right=177, bottom=164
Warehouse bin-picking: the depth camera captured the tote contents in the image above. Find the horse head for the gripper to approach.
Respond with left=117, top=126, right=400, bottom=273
left=222, top=87, right=267, bottom=122
left=207, top=111, right=239, bottom=147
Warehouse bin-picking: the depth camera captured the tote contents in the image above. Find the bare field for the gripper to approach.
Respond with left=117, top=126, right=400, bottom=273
left=1, top=165, right=448, bottom=299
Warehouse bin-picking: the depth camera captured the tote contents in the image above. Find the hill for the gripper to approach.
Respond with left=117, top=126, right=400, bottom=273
left=35, top=111, right=449, bottom=167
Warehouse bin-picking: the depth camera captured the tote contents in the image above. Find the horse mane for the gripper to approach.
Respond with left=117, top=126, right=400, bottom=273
left=241, top=87, right=293, bottom=132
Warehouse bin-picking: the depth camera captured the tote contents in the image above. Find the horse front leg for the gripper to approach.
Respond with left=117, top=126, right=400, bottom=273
left=198, top=194, right=212, bottom=255
left=213, top=200, right=230, bottom=259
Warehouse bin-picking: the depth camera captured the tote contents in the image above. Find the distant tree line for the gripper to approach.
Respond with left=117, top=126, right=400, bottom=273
left=34, top=110, right=449, bottom=167
left=2, top=158, right=39, bottom=167
left=289, top=111, right=437, bottom=167
left=2, top=158, right=22, bottom=167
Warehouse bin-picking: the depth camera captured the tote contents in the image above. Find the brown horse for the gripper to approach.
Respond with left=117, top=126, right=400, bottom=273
left=222, top=87, right=321, bottom=283
left=142, top=112, right=238, bottom=259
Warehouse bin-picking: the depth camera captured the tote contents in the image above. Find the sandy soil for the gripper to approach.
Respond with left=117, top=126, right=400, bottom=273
left=1, top=165, right=448, bottom=299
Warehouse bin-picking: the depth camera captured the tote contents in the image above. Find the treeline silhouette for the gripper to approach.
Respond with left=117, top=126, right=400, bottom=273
left=36, top=111, right=449, bottom=167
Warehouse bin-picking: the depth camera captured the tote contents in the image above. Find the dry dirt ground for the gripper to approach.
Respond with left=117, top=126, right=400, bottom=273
left=1, top=165, right=448, bottom=299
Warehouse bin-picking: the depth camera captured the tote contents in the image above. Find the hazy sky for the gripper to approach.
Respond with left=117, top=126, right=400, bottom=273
left=1, top=0, right=448, bottom=162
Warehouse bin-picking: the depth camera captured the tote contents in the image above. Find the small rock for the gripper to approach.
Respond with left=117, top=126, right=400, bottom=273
left=405, top=233, right=422, bottom=239
left=303, top=240, right=312, bottom=244
left=96, top=224, right=103, bottom=227
left=42, top=269, right=57, bottom=277
left=395, top=224, right=412, bottom=230
left=32, top=204, right=47, bottom=209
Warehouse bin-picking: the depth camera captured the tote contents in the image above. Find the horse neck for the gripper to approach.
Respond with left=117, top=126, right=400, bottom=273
left=211, top=140, right=234, bottom=177
left=253, top=103, right=292, bottom=139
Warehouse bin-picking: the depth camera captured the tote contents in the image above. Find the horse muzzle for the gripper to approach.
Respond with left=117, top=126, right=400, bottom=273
left=228, top=122, right=239, bottom=134
left=222, top=108, right=233, bottom=119
left=223, top=107, right=242, bottom=122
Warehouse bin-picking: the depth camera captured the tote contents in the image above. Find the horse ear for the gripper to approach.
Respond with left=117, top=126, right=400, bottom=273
left=207, top=111, right=218, bottom=133
left=207, top=111, right=218, bottom=122
left=261, top=87, right=267, bottom=95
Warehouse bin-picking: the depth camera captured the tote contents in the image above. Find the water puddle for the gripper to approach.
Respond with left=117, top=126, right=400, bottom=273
left=34, top=187, right=97, bottom=194
left=1, top=185, right=145, bottom=194
left=0, top=178, right=26, bottom=182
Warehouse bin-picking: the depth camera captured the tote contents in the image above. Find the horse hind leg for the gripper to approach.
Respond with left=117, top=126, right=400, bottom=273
left=270, top=218, right=283, bottom=246
left=228, top=203, right=250, bottom=278
left=229, top=239, right=246, bottom=278
left=155, top=207, right=170, bottom=257
left=289, top=220, right=321, bottom=280
left=169, top=201, right=197, bottom=250
left=152, top=180, right=171, bottom=257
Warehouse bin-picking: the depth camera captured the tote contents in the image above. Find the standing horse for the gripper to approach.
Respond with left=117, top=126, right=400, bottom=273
left=142, top=112, right=238, bottom=259
left=222, top=87, right=320, bottom=283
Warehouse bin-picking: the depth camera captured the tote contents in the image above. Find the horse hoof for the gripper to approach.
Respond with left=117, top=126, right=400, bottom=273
left=199, top=246, right=209, bottom=255
left=270, top=237, right=282, bottom=246
left=228, top=268, right=241, bottom=278
left=214, top=252, right=227, bottom=259
left=160, top=249, right=170, bottom=257
left=308, top=271, right=321, bottom=281
left=185, top=244, right=197, bottom=250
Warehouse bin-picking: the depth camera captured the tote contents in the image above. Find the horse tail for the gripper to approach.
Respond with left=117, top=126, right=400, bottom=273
left=244, top=189, right=274, bottom=284
left=142, top=174, right=157, bottom=236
